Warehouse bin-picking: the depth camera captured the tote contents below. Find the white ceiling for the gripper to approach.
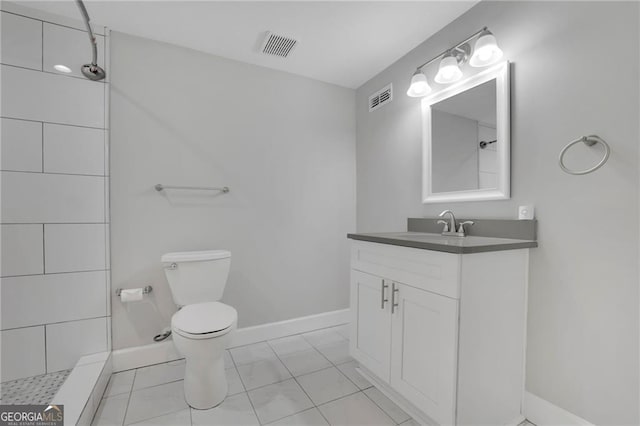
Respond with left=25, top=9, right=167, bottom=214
left=23, top=1, right=477, bottom=88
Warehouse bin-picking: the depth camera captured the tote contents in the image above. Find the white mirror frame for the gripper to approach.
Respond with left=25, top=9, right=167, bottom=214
left=422, top=61, right=510, bottom=203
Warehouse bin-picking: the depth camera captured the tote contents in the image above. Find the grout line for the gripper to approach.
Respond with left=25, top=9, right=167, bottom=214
left=309, top=344, right=335, bottom=368
left=0, top=9, right=41, bottom=24
left=315, top=388, right=362, bottom=409
left=266, top=333, right=355, bottom=425
left=43, top=324, right=48, bottom=373
left=1, top=268, right=109, bottom=279
left=234, top=371, right=299, bottom=395
left=234, top=342, right=299, bottom=425
left=239, top=372, right=261, bottom=424
left=122, top=369, right=136, bottom=426
left=227, top=347, right=256, bottom=419
left=360, top=386, right=404, bottom=425
left=41, top=122, right=44, bottom=172
left=0, top=116, right=107, bottom=131
left=1, top=223, right=108, bottom=226
left=233, top=329, right=348, bottom=387
left=128, top=376, right=186, bottom=394
left=120, top=395, right=186, bottom=426
left=313, top=328, right=410, bottom=424
left=42, top=224, right=46, bottom=274
left=0, top=169, right=107, bottom=178
left=1, top=316, right=110, bottom=332
left=1, top=62, right=108, bottom=83
left=40, top=21, right=43, bottom=71
left=0, top=10, right=106, bottom=37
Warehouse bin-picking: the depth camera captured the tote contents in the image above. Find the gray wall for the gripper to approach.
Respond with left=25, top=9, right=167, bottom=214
left=356, top=2, right=638, bottom=424
left=110, top=32, right=355, bottom=349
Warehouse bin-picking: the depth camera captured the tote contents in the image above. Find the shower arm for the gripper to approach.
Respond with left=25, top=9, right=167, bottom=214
left=75, top=0, right=98, bottom=68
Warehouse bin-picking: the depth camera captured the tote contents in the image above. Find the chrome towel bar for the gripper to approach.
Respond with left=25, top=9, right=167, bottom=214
left=155, top=184, right=230, bottom=193
left=559, top=135, right=610, bottom=175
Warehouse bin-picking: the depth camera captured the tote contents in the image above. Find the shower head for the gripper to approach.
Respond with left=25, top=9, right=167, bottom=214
left=75, top=0, right=106, bottom=81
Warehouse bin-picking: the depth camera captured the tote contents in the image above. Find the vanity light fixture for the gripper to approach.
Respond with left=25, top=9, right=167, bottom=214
left=434, top=52, right=464, bottom=84
left=469, top=29, right=503, bottom=67
left=406, top=26, right=503, bottom=97
left=406, top=70, right=431, bottom=97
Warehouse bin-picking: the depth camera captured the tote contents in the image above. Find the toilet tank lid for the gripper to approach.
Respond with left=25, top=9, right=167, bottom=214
left=161, top=250, right=231, bottom=263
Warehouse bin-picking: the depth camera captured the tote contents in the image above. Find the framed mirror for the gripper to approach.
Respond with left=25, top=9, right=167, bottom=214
left=422, top=61, right=510, bottom=203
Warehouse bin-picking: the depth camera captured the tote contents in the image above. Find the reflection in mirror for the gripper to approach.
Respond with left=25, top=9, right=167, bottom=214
left=431, top=80, right=497, bottom=193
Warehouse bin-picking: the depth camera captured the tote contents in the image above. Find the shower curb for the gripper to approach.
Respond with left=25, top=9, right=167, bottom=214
left=51, top=351, right=111, bottom=426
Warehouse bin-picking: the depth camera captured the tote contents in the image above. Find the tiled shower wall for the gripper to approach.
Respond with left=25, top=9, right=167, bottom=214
left=0, top=3, right=110, bottom=382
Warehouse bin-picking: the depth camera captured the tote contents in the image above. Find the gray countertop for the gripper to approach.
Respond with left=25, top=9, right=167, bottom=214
left=347, top=232, right=537, bottom=254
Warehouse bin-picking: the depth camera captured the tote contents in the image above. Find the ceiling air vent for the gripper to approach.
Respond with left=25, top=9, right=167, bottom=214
left=369, top=84, right=393, bottom=112
left=261, top=32, right=298, bottom=58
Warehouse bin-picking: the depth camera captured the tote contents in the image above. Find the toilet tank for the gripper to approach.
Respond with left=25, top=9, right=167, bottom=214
left=161, top=250, right=231, bottom=306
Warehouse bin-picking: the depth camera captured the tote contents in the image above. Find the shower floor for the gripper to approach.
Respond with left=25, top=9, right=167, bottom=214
left=1, top=370, right=72, bottom=405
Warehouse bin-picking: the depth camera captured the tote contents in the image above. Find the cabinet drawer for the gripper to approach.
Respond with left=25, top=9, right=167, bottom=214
left=351, top=240, right=460, bottom=299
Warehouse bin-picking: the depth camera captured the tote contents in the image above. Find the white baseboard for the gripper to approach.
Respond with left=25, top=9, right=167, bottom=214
left=112, top=340, right=181, bottom=372
left=230, top=308, right=350, bottom=348
left=112, top=308, right=349, bottom=372
left=524, top=392, right=594, bottom=426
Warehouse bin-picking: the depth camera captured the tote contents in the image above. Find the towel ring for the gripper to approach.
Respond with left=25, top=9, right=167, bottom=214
left=559, top=135, right=610, bottom=175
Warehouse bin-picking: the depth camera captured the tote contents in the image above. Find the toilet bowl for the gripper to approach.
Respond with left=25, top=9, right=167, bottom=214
left=171, top=301, right=237, bottom=409
left=161, top=250, right=236, bottom=409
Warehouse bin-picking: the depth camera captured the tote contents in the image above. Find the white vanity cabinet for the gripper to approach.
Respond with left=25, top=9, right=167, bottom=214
left=349, top=240, right=529, bottom=426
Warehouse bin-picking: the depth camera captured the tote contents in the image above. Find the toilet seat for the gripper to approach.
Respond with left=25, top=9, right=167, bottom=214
left=172, top=302, right=237, bottom=340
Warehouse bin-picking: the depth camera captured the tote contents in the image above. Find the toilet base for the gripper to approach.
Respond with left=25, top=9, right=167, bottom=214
left=184, top=355, right=227, bottom=410
left=172, top=327, right=234, bottom=410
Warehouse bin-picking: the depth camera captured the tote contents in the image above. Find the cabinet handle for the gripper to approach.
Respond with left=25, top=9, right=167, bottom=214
left=391, top=282, right=399, bottom=314
left=381, top=280, right=389, bottom=309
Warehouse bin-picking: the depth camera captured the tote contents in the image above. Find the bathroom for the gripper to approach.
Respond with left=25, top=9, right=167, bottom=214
left=0, top=0, right=637, bottom=425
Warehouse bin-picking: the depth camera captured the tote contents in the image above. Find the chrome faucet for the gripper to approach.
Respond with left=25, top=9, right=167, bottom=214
left=437, top=210, right=474, bottom=237
left=438, top=210, right=457, bottom=233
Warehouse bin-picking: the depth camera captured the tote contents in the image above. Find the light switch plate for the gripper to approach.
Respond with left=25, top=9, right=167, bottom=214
left=518, top=205, right=535, bottom=220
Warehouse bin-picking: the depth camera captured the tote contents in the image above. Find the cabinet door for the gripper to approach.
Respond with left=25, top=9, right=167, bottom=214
left=349, top=270, right=392, bottom=382
left=390, top=283, right=459, bottom=425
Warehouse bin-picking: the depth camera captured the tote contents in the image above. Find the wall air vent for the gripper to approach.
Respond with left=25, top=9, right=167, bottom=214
left=261, top=32, right=298, bottom=58
left=369, top=84, right=393, bottom=112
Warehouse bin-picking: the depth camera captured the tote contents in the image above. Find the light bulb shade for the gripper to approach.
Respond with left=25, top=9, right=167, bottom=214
left=406, top=71, right=431, bottom=97
left=470, top=32, right=503, bottom=67
left=434, top=55, right=463, bottom=84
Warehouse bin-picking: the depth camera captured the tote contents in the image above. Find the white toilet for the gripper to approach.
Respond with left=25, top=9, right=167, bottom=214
left=161, top=250, right=237, bottom=410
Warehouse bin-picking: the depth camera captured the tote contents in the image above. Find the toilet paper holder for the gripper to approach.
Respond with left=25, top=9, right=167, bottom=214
left=115, top=285, right=153, bottom=297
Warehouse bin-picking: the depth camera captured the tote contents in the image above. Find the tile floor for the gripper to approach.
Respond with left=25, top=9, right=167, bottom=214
left=0, top=369, right=71, bottom=404
left=92, top=325, right=535, bottom=426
